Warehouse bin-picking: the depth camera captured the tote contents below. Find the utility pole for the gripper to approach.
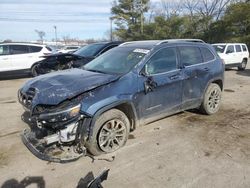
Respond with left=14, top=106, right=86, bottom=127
left=53, top=25, right=57, bottom=48
left=110, top=17, right=115, bottom=41
left=140, top=0, right=144, bottom=34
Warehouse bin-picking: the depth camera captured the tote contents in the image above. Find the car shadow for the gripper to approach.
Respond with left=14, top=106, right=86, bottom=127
left=1, top=176, right=45, bottom=188
left=0, top=74, right=31, bottom=81
left=236, top=68, right=250, bottom=77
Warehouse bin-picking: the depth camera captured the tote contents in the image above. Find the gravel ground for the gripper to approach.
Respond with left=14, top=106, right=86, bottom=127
left=0, top=66, right=249, bottom=188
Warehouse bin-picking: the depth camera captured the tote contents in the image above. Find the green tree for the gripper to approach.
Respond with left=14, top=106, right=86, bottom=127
left=111, top=0, right=150, bottom=40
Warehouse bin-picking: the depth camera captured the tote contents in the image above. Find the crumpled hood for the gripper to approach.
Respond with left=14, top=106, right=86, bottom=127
left=20, top=68, right=119, bottom=108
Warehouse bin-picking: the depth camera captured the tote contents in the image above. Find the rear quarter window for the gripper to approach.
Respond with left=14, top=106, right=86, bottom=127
left=29, top=46, right=42, bottom=53
left=46, top=46, right=52, bottom=51
left=200, top=47, right=215, bottom=62
left=242, top=45, right=247, bottom=52
left=179, top=46, right=203, bottom=66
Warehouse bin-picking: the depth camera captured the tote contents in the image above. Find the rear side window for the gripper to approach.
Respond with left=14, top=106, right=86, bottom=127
left=235, top=45, right=242, bottom=52
left=0, top=45, right=9, bottom=55
left=179, top=46, right=203, bottom=66
left=29, top=46, right=42, bottom=53
left=226, top=45, right=234, bottom=54
left=200, top=47, right=215, bottom=62
left=146, top=47, right=177, bottom=75
left=10, top=45, right=29, bottom=55
left=242, top=45, right=247, bottom=52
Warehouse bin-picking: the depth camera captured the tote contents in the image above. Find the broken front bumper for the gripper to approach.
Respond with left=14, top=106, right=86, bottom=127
left=21, top=129, right=86, bottom=163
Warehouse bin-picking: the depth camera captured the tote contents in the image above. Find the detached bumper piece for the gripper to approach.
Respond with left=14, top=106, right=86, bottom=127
left=21, top=129, right=86, bottom=163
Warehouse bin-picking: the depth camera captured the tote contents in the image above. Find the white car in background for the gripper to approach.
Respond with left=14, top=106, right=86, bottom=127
left=0, top=43, right=53, bottom=77
left=57, top=46, right=81, bottom=54
left=213, top=43, right=249, bottom=71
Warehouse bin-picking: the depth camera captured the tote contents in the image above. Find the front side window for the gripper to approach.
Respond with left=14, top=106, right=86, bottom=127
left=84, top=47, right=147, bottom=74
left=179, top=46, right=202, bottom=66
left=235, top=45, right=242, bottom=52
left=10, top=45, right=29, bottom=55
left=226, top=45, right=235, bottom=54
left=200, top=47, right=215, bottom=62
left=0, top=45, right=9, bottom=55
left=145, top=47, right=177, bottom=75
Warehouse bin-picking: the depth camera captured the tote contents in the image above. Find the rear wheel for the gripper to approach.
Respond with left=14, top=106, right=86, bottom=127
left=200, top=83, right=222, bottom=115
left=31, top=64, right=39, bottom=77
left=85, top=109, right=130, bottom=156
left=238, top=59, right=247, bottom=71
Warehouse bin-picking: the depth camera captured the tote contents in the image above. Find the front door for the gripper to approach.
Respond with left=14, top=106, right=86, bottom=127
left=0, top=45, right=12, bottom=72
left=136, top=47, right=183, bottom=124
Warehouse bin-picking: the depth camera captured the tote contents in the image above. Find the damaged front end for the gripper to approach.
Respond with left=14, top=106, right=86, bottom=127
left=19, top=91, right=91, bottom=163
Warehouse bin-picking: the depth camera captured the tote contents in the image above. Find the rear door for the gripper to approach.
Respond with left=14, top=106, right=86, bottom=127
left=235, top=44, right=243, bottom=63
left=179, top=45, right=215, bottom=110
left=0, top=45, right=12, bottom=72
left=28, top=45, right=43, bottom=67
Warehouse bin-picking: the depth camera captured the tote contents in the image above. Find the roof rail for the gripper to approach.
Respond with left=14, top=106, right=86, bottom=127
left=119, top=40, right=160, bottom=46
left=157, top=39, right=205, bottom=45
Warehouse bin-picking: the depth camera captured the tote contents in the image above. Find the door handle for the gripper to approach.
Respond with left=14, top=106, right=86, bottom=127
left=204, top=67, right=209, bottom=71
left=3, top=58, right=8, bottom=60
left=169, top=74, right=180, bottom=80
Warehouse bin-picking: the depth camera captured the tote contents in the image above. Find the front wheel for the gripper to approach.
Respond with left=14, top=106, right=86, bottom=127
left=200, top=83, right=222, bottom=115
left=238, top=59, right=247, bottom=71
left=85, top=109, right=130, bottom=156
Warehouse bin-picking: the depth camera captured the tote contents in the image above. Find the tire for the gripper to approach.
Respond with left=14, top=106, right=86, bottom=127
left=85, top=109, right=130, bottom=156
left=31, top=64, right=39, bottom=77
left=238, top=59, right=247, bottom=71
left=200, top=83, right=222, bottom=115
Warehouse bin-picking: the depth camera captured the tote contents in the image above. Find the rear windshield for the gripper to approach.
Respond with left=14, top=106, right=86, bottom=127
left=74, top=43, right=106, bottom=57
left=213, top=45, right=226, bottom=53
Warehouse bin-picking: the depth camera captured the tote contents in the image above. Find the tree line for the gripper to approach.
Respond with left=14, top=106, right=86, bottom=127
left=111, top=0, right=250, bottom=46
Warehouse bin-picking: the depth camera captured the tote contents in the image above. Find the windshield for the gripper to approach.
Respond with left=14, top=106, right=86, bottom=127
left=84, top=47, right=148, bottom=74
left=74, top=43, right=105, bottom=57
left=213, top=45, right=226, bottom=53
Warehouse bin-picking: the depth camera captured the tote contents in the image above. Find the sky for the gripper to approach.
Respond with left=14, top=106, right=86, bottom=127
left=0, top=0, right=164, bottom=42
left=0, top=0, right=119, bottom=41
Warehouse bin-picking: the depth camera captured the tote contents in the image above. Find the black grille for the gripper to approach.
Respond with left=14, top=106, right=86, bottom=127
left=19, top=88, right=36, bottom=110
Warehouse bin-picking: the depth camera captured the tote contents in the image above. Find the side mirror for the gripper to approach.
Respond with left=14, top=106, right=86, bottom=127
left=144, top=76, right=157, bottom=94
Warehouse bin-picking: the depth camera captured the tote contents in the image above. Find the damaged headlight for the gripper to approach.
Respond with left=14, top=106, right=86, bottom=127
left=39, top=104, right=81, bottom=123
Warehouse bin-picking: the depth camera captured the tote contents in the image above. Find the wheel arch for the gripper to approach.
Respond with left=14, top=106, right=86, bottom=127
left=88, top=101, right=138, bottom=138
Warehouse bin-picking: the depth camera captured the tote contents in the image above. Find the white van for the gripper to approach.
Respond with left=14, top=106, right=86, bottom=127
left=0, top=43, right=52, bottom=76
left=212, top=43, right=249, bottom=71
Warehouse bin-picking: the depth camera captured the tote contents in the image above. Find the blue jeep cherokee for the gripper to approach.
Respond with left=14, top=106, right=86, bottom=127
left=18, top=39, right=224, bottom=162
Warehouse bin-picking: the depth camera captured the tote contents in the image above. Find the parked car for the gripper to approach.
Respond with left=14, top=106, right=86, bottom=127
left=212, top=43, right=249, bottom=70
left=32, top=41, right=123, bottom=76
left=0, top=43, right=53, bottom=76
left=57, top=46, right=81, bottom=53
left=19, top=39, right=224, bottom=162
